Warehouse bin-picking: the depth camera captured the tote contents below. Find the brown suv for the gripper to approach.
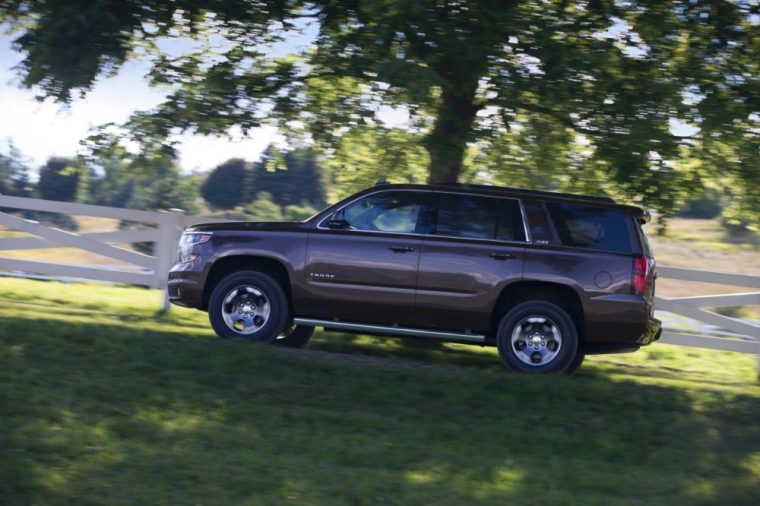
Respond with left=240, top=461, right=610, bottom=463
left=169, top=182, right=661, bottom=373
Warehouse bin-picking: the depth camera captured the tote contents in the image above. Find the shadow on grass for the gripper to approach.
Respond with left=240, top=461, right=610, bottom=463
left=1, top=313, right=759, bottom=505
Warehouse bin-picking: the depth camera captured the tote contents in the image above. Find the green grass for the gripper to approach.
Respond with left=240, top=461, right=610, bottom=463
left=1, top=278, right=759, bottom=505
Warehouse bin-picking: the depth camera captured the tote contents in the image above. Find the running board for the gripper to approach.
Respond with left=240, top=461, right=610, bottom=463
left=293, top=318, right=486, bottom=344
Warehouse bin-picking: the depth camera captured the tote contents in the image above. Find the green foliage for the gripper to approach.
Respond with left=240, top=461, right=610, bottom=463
left=200, top=148, right=326, bottom=211
left=0, top=140, right=31, bottom=197
left=1, top=277, right=759, bottom=504
left=282, top=203, right=318, bottom=221
left=252, top=148, right=327, bottom=208
left=241, top=192, right=283, bottom=222
left=36, top=157, right=81, bottom=202
left=81, top=126, right=200, bottom=214
left=323, top=127, right=429, bottom=201
left=2, top=1, right=758, bottom=220
left=677, top=189, right=723, bottom=219
left=200, top=158, right=251, bottom=210
left=212, top=194, right=317, bottom=222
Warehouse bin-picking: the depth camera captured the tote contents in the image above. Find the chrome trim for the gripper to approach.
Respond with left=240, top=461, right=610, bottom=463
left=419, top=234, right=528, bottom=247
left=293, top=317, right=486, bottom=343
left=518, top=199, right=532, bottom=244
left=316, top=188, right=532, bottom=245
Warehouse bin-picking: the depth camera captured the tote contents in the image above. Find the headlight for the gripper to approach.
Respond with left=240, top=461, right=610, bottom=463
left=176, top=232, right=213, bottom=263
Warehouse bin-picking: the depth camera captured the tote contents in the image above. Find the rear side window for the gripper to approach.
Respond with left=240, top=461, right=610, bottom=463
left=434, top=193, right=526, bottom=242
left=546, top=203, right=632, bottom=253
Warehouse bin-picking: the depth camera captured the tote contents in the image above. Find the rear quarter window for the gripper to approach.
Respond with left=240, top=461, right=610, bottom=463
left=546, top=202, right=632, bottom=253
left=638, top=224, right=654, bottom=257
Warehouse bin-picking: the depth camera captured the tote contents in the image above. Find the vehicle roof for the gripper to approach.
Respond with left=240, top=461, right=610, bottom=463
left=310, top=182, right=650, bottom=225
left=376, top=183, right=650, bottom=222
left=429, top=182, right=615, bottom=203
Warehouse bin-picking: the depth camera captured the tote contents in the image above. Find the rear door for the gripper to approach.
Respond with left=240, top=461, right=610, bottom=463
left=302, top=190, right=427, bottom=325
left=414, top=192, right=527, bottom=333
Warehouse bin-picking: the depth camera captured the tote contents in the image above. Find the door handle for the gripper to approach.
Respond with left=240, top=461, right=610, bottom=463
left=489, top=252, right=516, bottom=260
left=389, top=246, right=416, bottom=253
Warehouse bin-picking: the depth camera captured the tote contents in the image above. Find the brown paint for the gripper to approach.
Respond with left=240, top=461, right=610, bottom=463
left=169, top=184, right=661, bottom=353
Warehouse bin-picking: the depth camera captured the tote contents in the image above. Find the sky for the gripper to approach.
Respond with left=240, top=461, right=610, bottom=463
left=0, top=17, right=699, bottom=176
left=0, top=34, right=282, bottom=174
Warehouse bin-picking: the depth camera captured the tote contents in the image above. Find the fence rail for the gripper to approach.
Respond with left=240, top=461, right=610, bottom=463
left=654, top=266, right=759, bottom=356
left=0, top=194, right=195, bottom=309
left=1, top=194, right=758, bottom=359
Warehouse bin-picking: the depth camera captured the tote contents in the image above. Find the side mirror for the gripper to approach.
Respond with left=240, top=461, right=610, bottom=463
left=326, top=212, right=350, bottom=229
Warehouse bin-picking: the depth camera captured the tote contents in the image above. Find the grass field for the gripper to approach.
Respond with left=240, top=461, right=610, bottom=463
left=1, top=277, right=759, bottom=505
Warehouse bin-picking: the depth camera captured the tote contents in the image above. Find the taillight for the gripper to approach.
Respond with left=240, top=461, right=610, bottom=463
left=632, top=255, right=648, bottom=295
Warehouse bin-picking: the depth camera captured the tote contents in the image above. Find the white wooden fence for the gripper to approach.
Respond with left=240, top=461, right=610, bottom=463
left=0, top=194, right=758, bottom=358
left=0, top=194, right=217, bottom=309
left=656, top=267, right=760, bottom=354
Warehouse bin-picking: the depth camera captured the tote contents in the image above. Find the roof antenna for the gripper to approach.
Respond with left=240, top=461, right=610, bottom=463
left=375, top=177, right=388, bottom=186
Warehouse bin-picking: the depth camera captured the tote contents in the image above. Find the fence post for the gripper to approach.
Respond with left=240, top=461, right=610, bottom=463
left=155, top=209, right=186, bottom=311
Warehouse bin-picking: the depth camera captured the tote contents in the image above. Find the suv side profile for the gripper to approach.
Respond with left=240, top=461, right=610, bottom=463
left=169, top=182, right=661, bottom=374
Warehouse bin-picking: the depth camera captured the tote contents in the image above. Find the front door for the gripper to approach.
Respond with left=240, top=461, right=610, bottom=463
left=302, top=190, right=427, bottom=325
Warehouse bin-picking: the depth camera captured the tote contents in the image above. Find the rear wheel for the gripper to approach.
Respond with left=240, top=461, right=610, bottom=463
left=208, top=271, right=289, bottom=342
left=496, top=301, right=579, bottom=373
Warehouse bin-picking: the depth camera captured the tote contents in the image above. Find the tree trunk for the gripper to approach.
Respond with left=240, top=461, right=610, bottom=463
left=426, top=86, right=480, bottom=184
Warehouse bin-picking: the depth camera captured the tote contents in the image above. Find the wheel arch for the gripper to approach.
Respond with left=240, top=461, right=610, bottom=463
left=202, top=255, right=293, bottom=311
left=490, top=281, right=585, bottom=343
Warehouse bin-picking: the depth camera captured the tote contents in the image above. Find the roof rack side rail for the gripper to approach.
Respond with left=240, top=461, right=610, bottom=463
left=436, top=183, right=615, bottom=204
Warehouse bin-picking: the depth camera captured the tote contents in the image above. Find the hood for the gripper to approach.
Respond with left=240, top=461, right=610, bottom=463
left=186, top=221, right=308, bottom=233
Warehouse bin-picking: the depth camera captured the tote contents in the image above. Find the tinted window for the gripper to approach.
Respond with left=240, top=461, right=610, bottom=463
left=547, top=203, right=632, bottom=253
left=434, top=193, right=526, bottom=242
left=638, top=224, right=654, bottom=257
left=340, top=191, right=423, bottom=233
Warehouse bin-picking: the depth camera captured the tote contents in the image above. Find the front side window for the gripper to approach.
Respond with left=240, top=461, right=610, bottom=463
left=433, top=193, right=526, bottom=242
left=546, top=202, right=632, bottom=253
left=339, top=191, right=424, bottom=233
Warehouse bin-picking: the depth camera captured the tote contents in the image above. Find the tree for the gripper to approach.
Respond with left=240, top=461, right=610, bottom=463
left=37, top=157, right=81, bottom=202
left=0, top=140, right=31, bottom=197
left=252, top=147, right=327, bottom=207
left=243, top=192, right=283, bottom=222
left=2, top=1, right=757, bottom=215
left=200, top=159, right=251, bottom=210
left=200, top=149, right=326, bottom=210
left=321, top=127, right=428, bottom=202
left=81, top=125, right=200, bottom=213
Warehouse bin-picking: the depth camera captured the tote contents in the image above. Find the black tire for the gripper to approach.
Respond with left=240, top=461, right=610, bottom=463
left=208, top=271, right=289, bottom=342
left=563, top=352, right=585, bottom=375
left=496, top=301, right=579, bottom=373
left=274, top=325, right=315, bottom=348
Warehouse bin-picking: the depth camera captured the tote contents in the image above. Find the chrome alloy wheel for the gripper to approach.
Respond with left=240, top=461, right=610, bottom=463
left=220, top=285, right=272, bottom=335
left=510, top=315, right=562, bottom=366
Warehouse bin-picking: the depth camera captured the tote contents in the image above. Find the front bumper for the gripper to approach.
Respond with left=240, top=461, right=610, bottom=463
left=167, top=257, right=206, bottom=309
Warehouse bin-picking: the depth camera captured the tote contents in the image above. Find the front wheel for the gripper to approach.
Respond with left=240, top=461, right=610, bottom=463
left=496, top=301, right=579, bottom=374
left=274, top=325, right=314, bottom=348
left=208, top=271, right=289, bottom=342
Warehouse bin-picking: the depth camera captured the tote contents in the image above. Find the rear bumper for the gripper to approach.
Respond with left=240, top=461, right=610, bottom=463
left=583, top=294, right=661, bottom=353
